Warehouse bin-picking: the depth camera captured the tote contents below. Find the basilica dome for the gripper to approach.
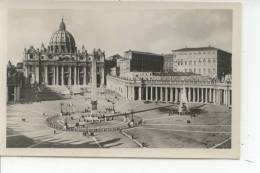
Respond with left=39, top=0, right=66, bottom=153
left=49, top=18, right=76, bottom=54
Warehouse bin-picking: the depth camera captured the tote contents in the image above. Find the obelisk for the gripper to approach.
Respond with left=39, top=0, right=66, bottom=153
left=91, top=50, right=98, bottom=114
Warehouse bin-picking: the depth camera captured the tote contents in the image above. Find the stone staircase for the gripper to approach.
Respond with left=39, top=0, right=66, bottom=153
left=20, top=85, right=68, bottom=102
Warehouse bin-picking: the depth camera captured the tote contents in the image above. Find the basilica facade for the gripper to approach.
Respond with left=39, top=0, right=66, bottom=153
left=23, top=19, right=105, bottom=87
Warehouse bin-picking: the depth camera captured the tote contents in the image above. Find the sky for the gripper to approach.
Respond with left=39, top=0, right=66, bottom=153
left=8, top=9, right=232, bottom=64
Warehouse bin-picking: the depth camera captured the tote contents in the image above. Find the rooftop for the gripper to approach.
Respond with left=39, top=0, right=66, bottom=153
left=173, top=46, right=231, bottom=54
left=125, top=50, right=163, bottom=57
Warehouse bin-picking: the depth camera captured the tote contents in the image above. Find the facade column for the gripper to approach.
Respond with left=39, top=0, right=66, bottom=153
left=74, top=66, right=77, bottom=85
left=52, top=66, right=55, bottom=85
left=55, top=66, right=58, bottom=85
left=138, top=87, right=142, bottom=100
left=35, top=66, right=39, bottom=83
left=13, top=87, right=17, bottom=103
left=175, top=88, right=178, bottom=103
left=83, top=66, right=87, bottom=85
left=77, top=67, right=80, bottom=85
left=170, top=88, right=173, bottom=102
left=16, top=86, right=20, bottom=102
left=61, top=66, right=64, bottom=85
left=68, top=66, right=71, bottom=85
left=101, top=65, right=104, bottom=86
left=45, top=65, right=48, bottom=85
left=165, top=87, right=168, bottom=102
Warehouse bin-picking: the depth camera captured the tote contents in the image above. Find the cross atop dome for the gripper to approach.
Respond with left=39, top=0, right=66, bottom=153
left=59, top=17, right=66, bottom=30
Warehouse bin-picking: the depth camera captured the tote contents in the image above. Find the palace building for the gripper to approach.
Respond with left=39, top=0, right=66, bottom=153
left=117, top=50, right=164, bottom=76
left=106, top=47, right=232, bottom=108
left=23, top=18, right=105, bottom=87
left=173, top=47, right=232, bottom=79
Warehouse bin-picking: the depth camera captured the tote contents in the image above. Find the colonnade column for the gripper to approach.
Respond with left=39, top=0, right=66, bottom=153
left=209, top=88, right=212, bottom=102
left=205, top=88, right=208, bottom=103
left=193, top=88, right=196, bottom=102
left=155, top=87, right=158, bottom=101
left=138, top=87, right=142, bottom=100
left=188, top=88, right=191, bottom=102
left=165, top=87, right=168, bottom=102
left=213, top=89, right=216, bottom=104
left=201, top=88, right=204, bottom=103
left=146, top=87, right=148, bottom=101
left=160, top=87, right=163, bottom=101
left=151, top=87, right=153, bottom=101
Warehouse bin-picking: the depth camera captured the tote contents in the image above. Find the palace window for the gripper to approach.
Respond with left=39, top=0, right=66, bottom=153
left=55, top=46, right=58, bottom=53
left=208, top=59, right=211, bottom=64
left=194, top=68, right=196, bottom=73
left=203, top=58, right=206, bottom=65
left=203, top=68, right=206, bottom=73
left=199, top=68, right=201, bottom=73
left=185, top=61, right=187, bottom=65
left=29, top=54, right=33, bottom=59
left=213, top=59, right=216, bottom=63
left=194, top=61, right=196, bottom=65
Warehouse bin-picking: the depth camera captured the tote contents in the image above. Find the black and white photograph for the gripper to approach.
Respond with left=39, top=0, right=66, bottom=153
left=1, top=2, right=241, bottom=158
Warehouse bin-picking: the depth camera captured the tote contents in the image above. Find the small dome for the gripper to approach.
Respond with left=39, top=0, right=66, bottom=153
left=49, top=18, right=76, bottom=54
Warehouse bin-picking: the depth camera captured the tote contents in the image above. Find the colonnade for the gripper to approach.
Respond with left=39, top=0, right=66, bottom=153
left=132, top=86, right=232, bottom=107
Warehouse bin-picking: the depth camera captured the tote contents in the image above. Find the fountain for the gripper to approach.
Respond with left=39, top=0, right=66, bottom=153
left=178, top=86, right=190, bottom=115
